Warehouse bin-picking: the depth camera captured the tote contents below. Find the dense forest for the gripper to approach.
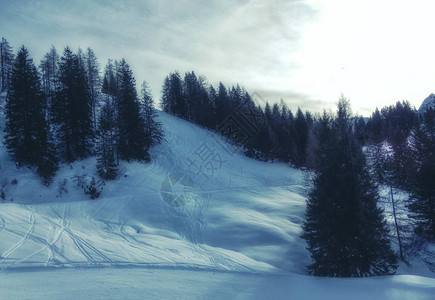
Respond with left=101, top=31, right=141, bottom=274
left=0, top=38, right=163, bottom=186
left=1, top=37, right=434, bottom=277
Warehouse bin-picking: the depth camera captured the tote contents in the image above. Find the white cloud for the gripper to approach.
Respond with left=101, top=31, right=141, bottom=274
left=2, top=0, right=432, bottom=115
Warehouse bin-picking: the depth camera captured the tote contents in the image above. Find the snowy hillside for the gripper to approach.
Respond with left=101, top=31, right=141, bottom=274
left=0, top=96, right=434, bottom=299
left=0, top=108, right=308, bottom=273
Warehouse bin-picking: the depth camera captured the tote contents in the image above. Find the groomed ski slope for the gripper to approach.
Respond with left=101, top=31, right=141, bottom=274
left=0, top=103, right=434, bottom=299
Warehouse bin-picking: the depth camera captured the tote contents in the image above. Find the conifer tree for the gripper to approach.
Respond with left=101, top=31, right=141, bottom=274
left=170, top=71, right=186, bottom=118
left=84, top=47, right=101, bottom=128
left=302, top=98, right=397, bottom=277
left=0, top=37, right=14, bottom=92
left=215, top=82, right=230, bottom=125
left=96, top=100, right=118, bottom=180
left=406, top=109, right=435, bottom=238
left=140, top=81, right=163, bottom=147
left=40, top=46, right=60, bottom=120
left=160, top=75, right=171, bottom=113
left=102, top=59, right=117, bottom=97
left=4, top=46, right=58, bottom=182
left=116, top=59, right=148, bottom=161
left=52, top=47, right=93, bottom=162
left=293, top=108, right=308, bottom=167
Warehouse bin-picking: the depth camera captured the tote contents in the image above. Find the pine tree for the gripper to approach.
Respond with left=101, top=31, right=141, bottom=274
left=140, top=81, right=163, bottom=148
left=96, top=100, right=118, bottom=180
left=4, top=46, right=58, bottom=182
left=53, top=47, right=93, bottom=162
left=183, top=71, right=201, bottom=122
left=169, top=71, right=186, bottom=118
left=367, top=108, right=383, bottom=144
left=0, top=37, right=14, bottom=92
left=293, top=108, right=308, bottom=167
left=116, top=59, right=149, bottom=161
left=84, top=47, right=101, bottom=128
left=40, top=46, right=60, bottom=120
left=215, top=82, right=230, bottom=126
left=102, top=59, right=117, bottom=97
left=302, top=98, right=397, bottom=277
left=5, top=46, right=45, bottom=165
left=160, top=75, right=171, bottom=113
left=406, top=110, right=435, bottom=238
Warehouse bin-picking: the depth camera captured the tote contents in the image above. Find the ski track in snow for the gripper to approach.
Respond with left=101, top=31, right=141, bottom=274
left=0, top=213, right=35, bottom=265
left=0, top=107, right=433, bottom=298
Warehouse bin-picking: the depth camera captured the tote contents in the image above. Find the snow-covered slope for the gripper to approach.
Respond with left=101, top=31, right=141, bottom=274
left=1, top=93, right=434, bottom=299
left=0, top=105, right=307, bottom=273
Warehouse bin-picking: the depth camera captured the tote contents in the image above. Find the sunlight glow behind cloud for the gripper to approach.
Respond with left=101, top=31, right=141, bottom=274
left=1, top=0, right=434, bottom=115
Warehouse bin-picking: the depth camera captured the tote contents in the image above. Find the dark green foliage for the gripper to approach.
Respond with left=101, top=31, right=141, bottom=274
left=293, top=108, right=308, bottom=167
left=116, top=59, right=149, bottom=161
left=367, top=108, right=383, bottom=144
left=140, top=81, right=163, bottom=147
left=161, top=71, right=186, bottom=118
left=39, top=46, right=60, bottom=120
left=4, top=46, right=58, bottom=183
left=96, top=100, right=118, bottom=180
left=84, top=47, right=101, bottom=128
left=215, top=82, right=231, bottom=125
left=102, top=59, right=117, bottom=97
left=406, top=110, right=435, bottom=238
left=52, top=47, right=93, bottom=162
left=0, top=37, right=14, bottom=92
left=302, top=98, right=397, bottom=277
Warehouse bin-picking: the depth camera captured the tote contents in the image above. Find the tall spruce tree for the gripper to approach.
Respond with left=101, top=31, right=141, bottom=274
left=0, top=37, right=14, bottom=92
left=52, top=47, right=93, bottom=162
left=4, top=46, right=58, bottom=182
left=140, top=81, right=163, bottom=147
left=302, top=98, right=397, bottom=277
left=84, top=47, right=101, bottom=128
left=293, top=108, right=308, bottom=167
left=116, top=59, right=149, bottom=161
left=406, top=109, right=435, bottom=238
left=40, top=46, right=60, bottom=120
left=169, top=71, right=186, bottom=118
left=102, top=59, right=117, bottom=97
left=96, top=100, right=118, bottom=180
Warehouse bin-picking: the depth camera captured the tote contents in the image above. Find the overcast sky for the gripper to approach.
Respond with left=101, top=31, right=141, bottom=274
left=1, top=0, right=434, bottom=115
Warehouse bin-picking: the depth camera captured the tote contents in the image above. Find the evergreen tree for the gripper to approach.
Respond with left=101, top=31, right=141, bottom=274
left=52, top=47, right=93, bottom=162
left=169, top=71, right=186, bottom=118
left=183, top=71, right=201, bottom=123
left=0, top=37, right=14, bottom=92
left=96, top=100, right=118, bottom=180
left=4, top=46, right=58, bottom=182
left=406, top=110, right=435, bottom=238
left=140, top=81, right=163, bottom=147
left=5, top=46, right=45, bottom=165
left=215, top=82, right=230, bottom=125
left=116, top=59, right=149, bottom=161
left=102, top=59, right=117, bottom=97
left=197, top=75, right=215, bottom=129
left=40, top=46, right=60, bottom=120
left=229, top=84, right=243, bottom=109
left=293, top=108, right=308, bottom=167
left=302, top=98, right=397, bottom=277
left=367, top=108, right=383, bottom=144
left=84, top=47, right=101, bottom=128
